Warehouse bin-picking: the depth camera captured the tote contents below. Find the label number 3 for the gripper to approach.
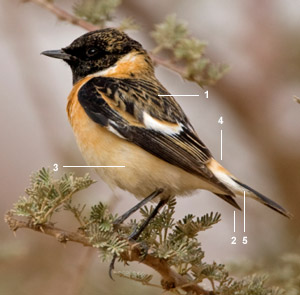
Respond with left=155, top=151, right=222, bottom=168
left=53, top=163, right=58, bottom=171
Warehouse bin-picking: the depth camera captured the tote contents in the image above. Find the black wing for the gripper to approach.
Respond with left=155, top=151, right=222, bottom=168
left=78, top=76, right=233, bottom=195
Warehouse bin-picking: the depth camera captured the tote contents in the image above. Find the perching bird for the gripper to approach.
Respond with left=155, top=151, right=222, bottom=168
left=42, top=28, right=291, bottom=234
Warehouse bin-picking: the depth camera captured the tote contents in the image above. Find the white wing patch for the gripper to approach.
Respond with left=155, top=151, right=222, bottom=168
left=143, top=112, right=183, bottom=135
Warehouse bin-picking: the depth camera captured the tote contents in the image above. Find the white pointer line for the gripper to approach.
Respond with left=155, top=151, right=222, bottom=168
left=220, top=129, right=223, bottom=161
left=233, top=210, right=236, bottom=233
left=63, top=166, right=126, bottom=168
left=158, top=94, right=200, bottom=97
left=243, top=190, right=246, bottom=233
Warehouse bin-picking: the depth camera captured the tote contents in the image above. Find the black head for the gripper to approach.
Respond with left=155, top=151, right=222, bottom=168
left=42, top=28, right=144, bottom=84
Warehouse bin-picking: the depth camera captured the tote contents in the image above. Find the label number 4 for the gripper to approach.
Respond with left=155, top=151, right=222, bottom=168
left=218, top=116, right=224, bottom=125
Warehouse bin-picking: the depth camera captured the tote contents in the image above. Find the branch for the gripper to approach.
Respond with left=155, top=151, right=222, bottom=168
left=5, top=211, right=91, bottom=245
left=23, top=0, right=99, bottom=31
left=5, top=211, right=211, bottom=295
left=150, top=54, right=184, bottom=76
left=121, top=246, right=211, bottom=294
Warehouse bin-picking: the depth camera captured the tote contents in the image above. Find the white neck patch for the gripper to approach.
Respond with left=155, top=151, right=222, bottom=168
left=91, top=52, right=138, bottom=77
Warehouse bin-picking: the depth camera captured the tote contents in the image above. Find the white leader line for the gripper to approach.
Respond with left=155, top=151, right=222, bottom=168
left=63, top=166, right=126, bottom=168
left=220, top=129, right=223, bottom=160
left=243, top=190, right=246, bottom=233
left=233, top=210, right=236, bottom=233
left=158, top=94, right=199, bottom=97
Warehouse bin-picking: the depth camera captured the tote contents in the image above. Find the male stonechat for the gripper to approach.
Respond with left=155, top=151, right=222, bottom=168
left=42, top=29, right=291, bottom=236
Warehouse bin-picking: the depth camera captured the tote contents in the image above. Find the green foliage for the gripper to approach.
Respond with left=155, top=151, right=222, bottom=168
left=151, top=14, right=188, bottom=51
left=218, top=274, right=284, bottom=295
left=73, top=0, right=138, bottom=32
left=229, top=253, right=300, bottom=295
left=13, top=168, right=95, bottom=224
left=171, top=212, right=221, bottom=240
left=10, top=168, right=294, bottom=294
left=118, top=17, right=139, bottom=32
left=85, top=202, right=129, bottom=261
left=151, top=14, right=229, bottom=86
left=74, top=0, right=122, bottom=26
left=277, top=254, right=300, bottom=294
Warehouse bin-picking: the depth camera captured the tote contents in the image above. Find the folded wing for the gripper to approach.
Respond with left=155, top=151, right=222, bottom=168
left=78, top=76, right=235, bottom=196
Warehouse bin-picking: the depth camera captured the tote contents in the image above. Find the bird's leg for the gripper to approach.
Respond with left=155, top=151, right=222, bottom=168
left=109, top=189, right=165, bottom=279
left=129, top=199, right=167, bottom=240
left=113, top=188, right=164, bottom=225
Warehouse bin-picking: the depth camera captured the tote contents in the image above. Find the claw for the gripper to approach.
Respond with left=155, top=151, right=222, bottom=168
left=109, top=254, right=117, bottom=280
left=128, top=227, right=139, bottom=241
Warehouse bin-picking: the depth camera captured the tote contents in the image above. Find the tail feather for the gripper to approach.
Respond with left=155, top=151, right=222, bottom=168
left=232, top=179, right=292, bottom=219
left=214, top=193, right=241, bottom=211
left=207, top=158, right=292, bottom=218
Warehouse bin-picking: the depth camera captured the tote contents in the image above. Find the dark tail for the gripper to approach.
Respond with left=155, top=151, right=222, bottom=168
left=214, top=193, right=241, bottom=211
left=232, top=179, right=292, bottom=218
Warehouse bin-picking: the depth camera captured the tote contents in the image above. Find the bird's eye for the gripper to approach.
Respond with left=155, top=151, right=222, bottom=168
left=86, top=47, right=98, bottom=57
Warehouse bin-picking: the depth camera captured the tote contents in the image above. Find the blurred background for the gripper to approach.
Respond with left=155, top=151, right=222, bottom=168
left=1, top=0, right=299, bottom=294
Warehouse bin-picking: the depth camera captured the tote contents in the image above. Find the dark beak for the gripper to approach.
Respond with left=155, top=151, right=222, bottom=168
left=41, top=49, right=72, bottom=60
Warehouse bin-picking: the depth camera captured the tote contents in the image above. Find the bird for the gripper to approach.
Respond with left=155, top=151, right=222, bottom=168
left=41, top=28, right=291, bottom=237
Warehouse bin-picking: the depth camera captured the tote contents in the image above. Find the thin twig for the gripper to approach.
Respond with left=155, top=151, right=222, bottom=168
left=293, top=96, right=300, bottom=104
left=42, top=191, right=74, bottom=222
left=149, top=53, right=185, bottom=76
left=23, top=0, right=99, bottom=31
left=5, top=211, right=211, bottom=295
